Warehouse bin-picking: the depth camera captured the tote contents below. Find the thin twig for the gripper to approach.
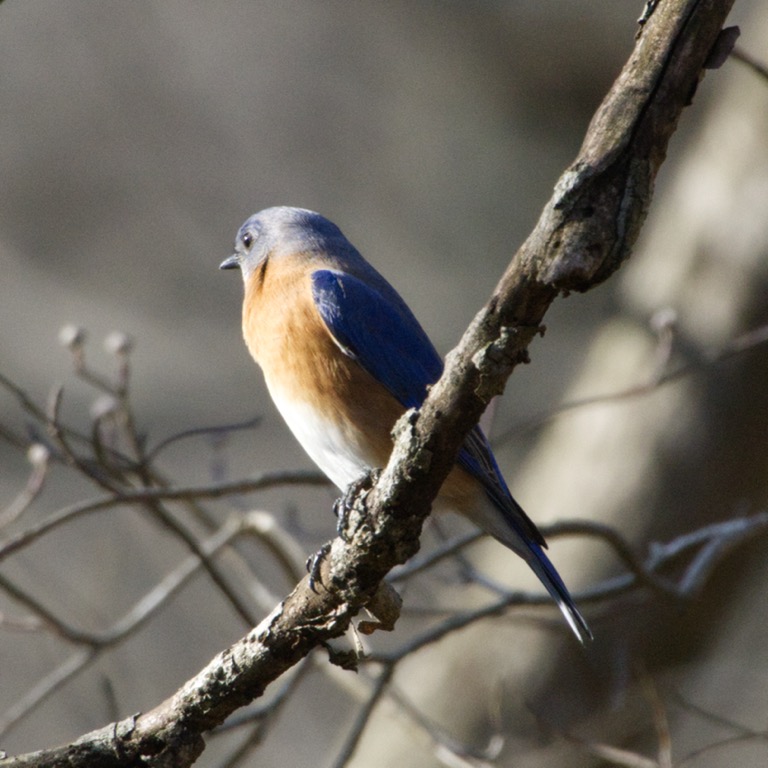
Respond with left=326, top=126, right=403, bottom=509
left=672, top=690, right=768, bottom=767
left=140, top=498, right=259, bottom=628
left=0, top=516, right=245, bottom=738
left=496, top=322, right=768, bottom=442
left=388, top=682, right=504, bottom=766
left=369, top=513, right=768, bottom=666
left=388, top=531, right=483, bottom=582
left=330, top=665, right=394, bottom=768
left=0, top=470, right=327, bottom=563
left=145, top=416, right=263, bottom=462
left=732, top=45, right=768, bottom=82
left=0, top=445, right=50, bottom=529
left=0, top=574, right=97, bottom=645
left=637, top=667, right=673, bottom=768
left=0, top=647, right=97, bottom=738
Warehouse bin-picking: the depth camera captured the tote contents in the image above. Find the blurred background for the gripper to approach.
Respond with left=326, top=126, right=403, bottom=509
left=1, top=1, right=767, bottom=766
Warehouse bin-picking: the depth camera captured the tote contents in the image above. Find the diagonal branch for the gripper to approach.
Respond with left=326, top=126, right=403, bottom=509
left=0, top=2, right=737, bottom=766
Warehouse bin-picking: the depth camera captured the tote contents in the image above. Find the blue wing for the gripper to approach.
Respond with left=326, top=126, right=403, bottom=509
left=311, top=269, right=443, bottom=408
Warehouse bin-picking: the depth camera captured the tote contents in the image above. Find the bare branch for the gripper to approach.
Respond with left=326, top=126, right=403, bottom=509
left=0, top=470, right=327, bottom=563
left=0, top=444, right=50, bottom=529
left=0, top=2, right=738, bottom=765
left=329, top=666, right=394, bottom=768
left=732, top=45, right=768, bottom=82
left=0, top=516, right=244, bottom=737
left=496, top=320, right=768, bottom=440
left=144, top=416, right=263, bottom=462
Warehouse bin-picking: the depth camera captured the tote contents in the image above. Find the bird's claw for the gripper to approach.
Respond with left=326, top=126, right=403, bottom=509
left=306, top=541, right=332, bottom=593
left=333, top=494, right=354, bottom=540
left=334, top=470, right=380, bottom=540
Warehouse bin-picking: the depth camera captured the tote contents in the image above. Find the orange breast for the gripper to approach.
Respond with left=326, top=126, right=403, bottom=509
left=242, top=256, right=403, bottom=469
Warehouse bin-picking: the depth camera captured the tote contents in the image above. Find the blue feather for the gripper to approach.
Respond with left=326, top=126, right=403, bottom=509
left=311, top=269, right=442, bottom=409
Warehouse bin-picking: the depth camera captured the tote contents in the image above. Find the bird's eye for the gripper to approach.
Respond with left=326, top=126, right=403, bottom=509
left=242, top=232, right=253, bottom=249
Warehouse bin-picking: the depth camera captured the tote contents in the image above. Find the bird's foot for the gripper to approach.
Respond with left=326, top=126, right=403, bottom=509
left=334, top=469, right=381, bottom=541
left=306, top=541, right=332, bottom=593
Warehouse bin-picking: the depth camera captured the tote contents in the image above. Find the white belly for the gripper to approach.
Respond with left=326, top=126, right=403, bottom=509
left=268, top=387, right=376, bottom=490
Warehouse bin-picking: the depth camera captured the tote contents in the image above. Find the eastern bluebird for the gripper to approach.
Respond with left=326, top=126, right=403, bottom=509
left=221, top=206, right=591, bottom=643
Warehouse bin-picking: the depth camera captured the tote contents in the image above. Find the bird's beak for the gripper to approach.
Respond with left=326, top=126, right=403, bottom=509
left=219, top=254, right=240, bottom=270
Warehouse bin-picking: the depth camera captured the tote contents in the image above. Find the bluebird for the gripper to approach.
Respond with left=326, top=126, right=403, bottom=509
left=221, top=206, right=591, bottom=643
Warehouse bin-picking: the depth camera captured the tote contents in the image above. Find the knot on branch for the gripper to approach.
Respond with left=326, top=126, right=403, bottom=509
left=546, top=160, right=648, bottom=291
left=389, top=408, right=434, bottom=476
left=471, top=326, right=533, bottom=402
left=358, top=581, right=403, bottom=635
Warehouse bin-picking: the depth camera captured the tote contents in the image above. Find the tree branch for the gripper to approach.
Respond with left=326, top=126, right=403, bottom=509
left=0, top=2, right=737, bottom=766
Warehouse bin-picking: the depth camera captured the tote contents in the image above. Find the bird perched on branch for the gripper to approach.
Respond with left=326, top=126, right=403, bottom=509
left=221, top=206, right=591, bottom=643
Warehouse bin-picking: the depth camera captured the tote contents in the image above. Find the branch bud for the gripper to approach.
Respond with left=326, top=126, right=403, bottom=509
left=58, top=324, right=87, bottom=351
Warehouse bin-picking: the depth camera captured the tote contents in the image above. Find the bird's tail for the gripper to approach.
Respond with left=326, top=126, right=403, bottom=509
left=441, top=466, right=592, bottom=643
left=519, top=539, right=592, bottom=644
left=466, top=499, right=592, bottom=643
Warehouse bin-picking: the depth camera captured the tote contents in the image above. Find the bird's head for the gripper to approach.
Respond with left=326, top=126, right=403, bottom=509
left=219, top=206, right=347, bottom=281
